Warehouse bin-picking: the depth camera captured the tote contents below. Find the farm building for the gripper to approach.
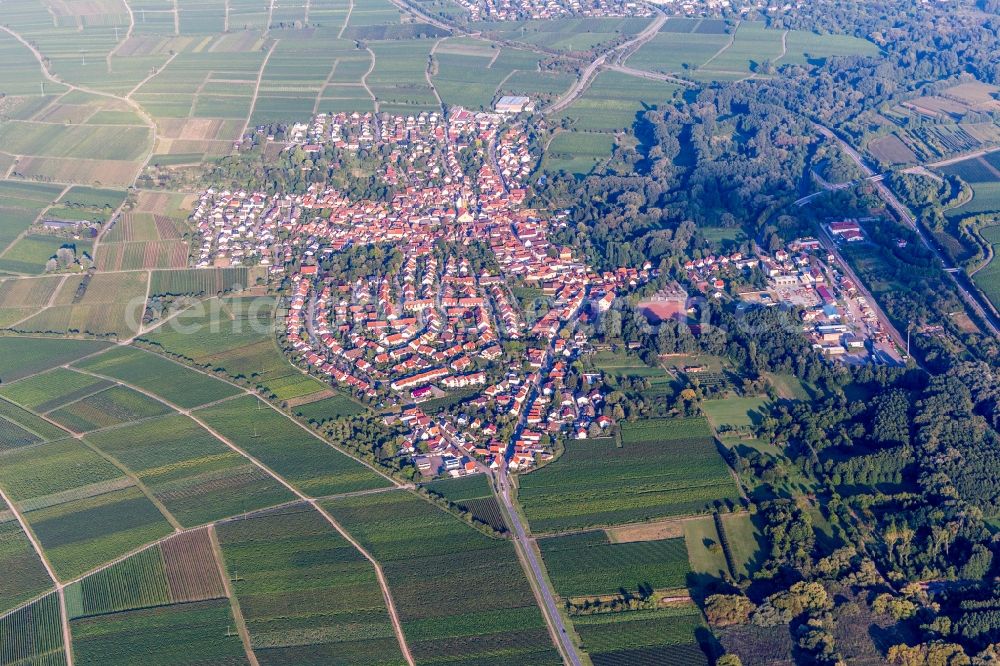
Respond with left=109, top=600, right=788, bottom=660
left=495, top=96, right=534, bottom=113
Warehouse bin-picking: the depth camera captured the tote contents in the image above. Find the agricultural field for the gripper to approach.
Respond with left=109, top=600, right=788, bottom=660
left=96, top=212, right=189, bottom=271
left=421, top=473, right=508, bottom=532
left=626, top=20, right=876, bottom=79
left=946, top=181, right=1000, bottom=218
left=195, top=394, right=390, bottom=496
left=573, top=604, right=710, bottom=666
left=216, top=504, right=404, bottom=664
left=48, top=384, right=172, bottom=433
left=0, top=397, right=71, bottom=449
left=476, top=17, right=653, bottom=53
left=323, top=490, right=561, bottom=664
left=292, top=392, right=367, bottom=422
left=65, top=529, right=246, bottom=665
left=432, top=45, right=547, bottom=111
left=0, top=592, right=67, bottom=666
left=517, top=417, right=738, bottom=532
left=84, top=413, right=295, bottom=526
left=0, top=276, right=70, bottom=327
left=973, top=226, right=1000, bottom=310
left=367, top=40, right=440, bottom=114
left=556, top=71, right=679, bottom=132
left=543, top=131, right=616, bottom=176
left=538, top=530, right=689, bottom=598
left=0, top=494, right=53, bottom=613
left=0, top=367, right=113, bottom=413
left=0, top=336, right=109, bottom=382
left=148, top=267, right=250, bottom=296
left=13, top=271, right=150, bottom=339
left=71, top=599, right=248, bottom=666
left=140, top=295, right=331, bottom=402
left=74, top=345, right=241, bottom=409
left=0, top=437, right=174, bottom=579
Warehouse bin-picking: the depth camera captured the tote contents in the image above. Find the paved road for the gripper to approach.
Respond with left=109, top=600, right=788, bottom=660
left=815, top=124, right=1000, bottom=336
left=544, top=10, right=668, bottom=115
left=494, top=470, right=582, bottom=666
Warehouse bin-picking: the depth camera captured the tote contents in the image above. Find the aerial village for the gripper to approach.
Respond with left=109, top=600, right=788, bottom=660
left=452, top=0, right=652, bottom=21
left=190, top=106, right=655, bottom=478
left=672, top=221, right=900, bottom=364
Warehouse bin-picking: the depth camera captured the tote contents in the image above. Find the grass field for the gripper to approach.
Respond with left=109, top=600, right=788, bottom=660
left=323, top=490, right=561, bottom=664
left=517, top=417, right=738, bottom=532
left=538, top=530, right=689, bottom=598
left=701, top=396, right=770, bottom=431
left=195, top=394, right=389, bottom=496
left=292, top=392, right=366, bottom=422
left=683, top=515, right=729, bottom=580
left=217, top=504, right=404, bottom=664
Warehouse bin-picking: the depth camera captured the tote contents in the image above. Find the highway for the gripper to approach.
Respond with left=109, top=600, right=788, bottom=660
left=815, top=124, right=1000, bottom=337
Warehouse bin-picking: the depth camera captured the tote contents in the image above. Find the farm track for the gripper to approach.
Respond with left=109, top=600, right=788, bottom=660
left=106, top=0, right=137, bottom=71
left=699, top=19, right=740, bottom=70
left=361, top=47, right=379, bottom=113
left=67, top=362, right=417, bottom=664
left=208, top=525, right=259, bottom=666
left=0, top=485, right=74, bottom=665
left=240, top=40, right=279, bottom=138
left=427, top=39, right=446, bottom=113
left=339, top=0, right=353, bottom=38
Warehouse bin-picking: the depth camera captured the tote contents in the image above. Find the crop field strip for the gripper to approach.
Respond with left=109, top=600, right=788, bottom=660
left=0, top=591, right=67, bottom=666
left=322, top=491, right=562, bottom=665
left=572, top=604, right=710, bottom=665
left=139, top=294, right=333, bottom=402
left=0, top=493, right=55, bottom=613
left=0, top=435, right=176, bottom=580
left=421, top=474, right=508, bottom=533
left=83, top=413, right=296, bottom=528
left=538, top=530, right=690, bottom=598
left=12, top=271, right=151, bottom=338
left=65, top=528, right=249, bottom=665
left=73, top=345, right=242, bottom=410
left=216, top=503, right=405, bottom=664
left=517, top=417, right=739, bottom=532
left=195, top=394, right=391, bottom=497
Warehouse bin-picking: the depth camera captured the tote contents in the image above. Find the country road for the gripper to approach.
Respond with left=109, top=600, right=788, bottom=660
left=495, top=469, right=582, bottom=666
left=815, top=124, right=1000, bottom=337
left=544, top=10, right=668, bottom=115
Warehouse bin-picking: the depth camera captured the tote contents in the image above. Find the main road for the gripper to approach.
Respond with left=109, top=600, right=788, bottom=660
left=815, top=124, right=1000, bottom=336
left=494, top=468, right=583, bottom=666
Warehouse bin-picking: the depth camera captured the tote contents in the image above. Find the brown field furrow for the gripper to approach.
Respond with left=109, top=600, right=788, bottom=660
left=162, top=528, right=227, bottom=603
